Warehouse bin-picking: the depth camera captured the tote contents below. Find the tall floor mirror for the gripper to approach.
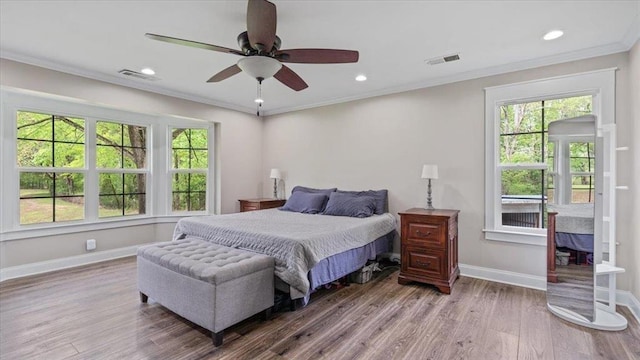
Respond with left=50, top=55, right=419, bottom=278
left=546, top=114, right=627, bottom=331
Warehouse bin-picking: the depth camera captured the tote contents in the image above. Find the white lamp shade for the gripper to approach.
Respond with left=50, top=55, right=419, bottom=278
left=421, top=164, right=439, bottom=179
left=238, top=56, right=282, bottom=80
left=270, top=168, right=282, bottom=179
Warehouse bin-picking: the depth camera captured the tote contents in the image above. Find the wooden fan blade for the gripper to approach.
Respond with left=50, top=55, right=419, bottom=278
left=275, top=49, right=359, bottom=64
left=145, top=33, right=245, bottom=56
left=246, top=0, right=277, bottom=53
left=207, top=64, right=242, bottom=83
left=274, top=65, right=308, bottom=91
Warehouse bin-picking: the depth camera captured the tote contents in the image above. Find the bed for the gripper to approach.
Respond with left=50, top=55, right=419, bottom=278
left=173, top=189, right=396, bottom=305
left=546, top=203, right=594, bottom=283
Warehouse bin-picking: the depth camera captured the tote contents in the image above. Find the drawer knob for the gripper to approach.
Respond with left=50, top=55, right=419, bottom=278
left=416, top=230, right=431, bottom=237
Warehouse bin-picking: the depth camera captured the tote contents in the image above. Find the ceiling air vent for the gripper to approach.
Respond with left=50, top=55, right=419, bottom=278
left=425, top=53, right=460, bottom=66
left=118, top=69, right=159, bottom=81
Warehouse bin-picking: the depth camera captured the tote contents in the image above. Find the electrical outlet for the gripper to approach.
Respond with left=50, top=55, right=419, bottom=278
left=86, top=239, right=97, bottom=251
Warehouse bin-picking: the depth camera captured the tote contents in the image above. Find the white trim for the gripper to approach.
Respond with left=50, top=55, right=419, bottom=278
left=0, top=244, right=142, bottom=282
left=2, top=37, right=634, bottom=117
left=460, top=263, right=640, bottom=323
left=484, top=68, right=616, bottom=245
left=459, top=263, right=547, bottom=290
left=0, top=216, right=180, bottom=241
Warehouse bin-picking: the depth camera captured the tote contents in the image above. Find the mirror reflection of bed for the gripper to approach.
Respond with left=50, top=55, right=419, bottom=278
left=547, top=204, right=594, bottom=321
left=546, top=115, right=596, bottom=322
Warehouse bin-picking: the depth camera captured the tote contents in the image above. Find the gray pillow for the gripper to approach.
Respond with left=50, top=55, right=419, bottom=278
left=291, top=186, right=337, bottom=197
left=336, top=189, right=388, bottom=214
left=280, top=191, right=328, bottom=214
left=323, top=192, right=376, bottom=218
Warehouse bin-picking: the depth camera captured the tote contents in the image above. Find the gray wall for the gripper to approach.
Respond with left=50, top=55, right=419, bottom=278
left=0, top=59, right=263, bottom=268
left=262, top=52, right=637, bottom=292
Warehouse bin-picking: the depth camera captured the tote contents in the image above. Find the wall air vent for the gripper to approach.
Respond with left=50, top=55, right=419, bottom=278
left=425, top=53, right=461, bottom=66
left=118, top=69, right=159, bottom=81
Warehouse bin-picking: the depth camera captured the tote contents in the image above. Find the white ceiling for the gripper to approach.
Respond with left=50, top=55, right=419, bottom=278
left=1, top=1, right=638, bottom=116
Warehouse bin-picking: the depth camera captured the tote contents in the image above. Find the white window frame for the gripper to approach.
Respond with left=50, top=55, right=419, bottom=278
left=167, top=125, right=214, bottom=215
left=484, top=68, right=616, bottom=246
left=0, top=87, right=218, bottom=241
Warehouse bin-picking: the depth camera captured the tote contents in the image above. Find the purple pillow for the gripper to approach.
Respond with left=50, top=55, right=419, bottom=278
left=336, top=189, right=388, bottom=214
left=291, top=186, right=337, bottom=197
left=280, top=191, right=328, bottom=214
left=322, top=192, right=376, bottom=218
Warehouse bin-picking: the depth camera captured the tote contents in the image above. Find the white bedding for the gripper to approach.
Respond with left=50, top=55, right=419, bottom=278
left=548, top=203, right=594, bottom=234
left=173, top=209, right=396, bottom=298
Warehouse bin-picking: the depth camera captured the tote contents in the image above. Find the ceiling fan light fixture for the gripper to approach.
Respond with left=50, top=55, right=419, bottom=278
left=254, top=98, right=264, bottom=104
left=543, top=30, right=564, bottom=41
left=237, top=56, right=282, bottom=80
left=140, top=67, right=156, bottom=75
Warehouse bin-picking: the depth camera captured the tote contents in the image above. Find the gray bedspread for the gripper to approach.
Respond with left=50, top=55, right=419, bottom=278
left=173, top=209, right=396, bottom=298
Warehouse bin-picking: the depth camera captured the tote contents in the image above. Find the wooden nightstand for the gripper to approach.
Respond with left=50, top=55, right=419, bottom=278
left=239, top=198, right=286, bottom=212
left=397, top=208, right=460, bottom=294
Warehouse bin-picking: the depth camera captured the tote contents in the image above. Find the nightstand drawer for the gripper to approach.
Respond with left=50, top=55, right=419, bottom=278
left=403, top=247, right=445, bottom=279
left=408, top=222, right=443, bottom=242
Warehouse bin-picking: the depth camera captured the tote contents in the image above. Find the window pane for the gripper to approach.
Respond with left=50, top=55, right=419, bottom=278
left=123, top=125, right=146, bottom=148
left=98, top=173, right=146, bottom=217
left=500, top=133, right=542, bottom=163
left=53, top=143, right=85, bottom=168
left=571, top=175, right=594, bottom=203
left=17, top=111, right=53, bottom=140
left=99, top=195, right=122, bottom=218
left=172, top=128, right=208, bottom=170
left=17, top=139, right=52, bottom=167
left=172, top=173, right=206, bottom=211
left=97, top=121, right=122, bottom=146
left=17, top=112, right=85, bottom=169
left=96, top=145, right=122, bottom=168
left=19, top=172, right=84, bottom=224
left=190, top=150, right=208, bottom=168
left=54, top=116, right=84, bottom=143
left=544, top=96, right=592, bottom=122
left=96, top=122, right=147, bottom=170
left=501, top=169, right=545, bottom=228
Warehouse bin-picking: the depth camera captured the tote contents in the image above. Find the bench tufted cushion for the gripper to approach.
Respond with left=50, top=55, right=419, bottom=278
left=137, top=238, right=274, bottom=285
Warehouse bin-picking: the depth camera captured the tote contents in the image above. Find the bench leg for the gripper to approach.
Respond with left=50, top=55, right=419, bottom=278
left=140, top=292, right=148, bottom=303
left=212, top=331, right=224, bottom=347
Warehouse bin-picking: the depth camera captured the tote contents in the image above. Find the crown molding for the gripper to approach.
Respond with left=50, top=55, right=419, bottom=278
left=1, top=37, right=634, bottom=118
left=0, top=50, right=256, bottom=115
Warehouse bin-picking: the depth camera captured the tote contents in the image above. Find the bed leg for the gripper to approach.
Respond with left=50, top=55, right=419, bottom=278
left=140, top=292, right=148, bottom=303
left=262, top=307, right=272, bottom=321
left=289, top=298, right=303, bottom=311
left=212, top=331, right=224, bottom=346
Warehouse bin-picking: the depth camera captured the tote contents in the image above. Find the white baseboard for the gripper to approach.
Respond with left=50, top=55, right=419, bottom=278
left=0, top=245, right=140, bottom=282
left=459, top=263, right=547, bottom=290
left=460, top=263, right=640, bottom=324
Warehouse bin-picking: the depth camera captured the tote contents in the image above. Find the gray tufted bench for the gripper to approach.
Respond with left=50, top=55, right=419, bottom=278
left=137, top=238, right=274, bottom=346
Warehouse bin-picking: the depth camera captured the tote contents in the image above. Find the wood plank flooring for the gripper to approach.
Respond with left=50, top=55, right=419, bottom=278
left=1, top=257, right=638, bottom=360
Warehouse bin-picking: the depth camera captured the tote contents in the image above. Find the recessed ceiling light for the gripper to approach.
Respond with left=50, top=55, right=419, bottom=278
left=140, top=67, right=156, bottom=75
left=355, top=74, right=367, bottom=82
left=543, top=30, right=564, bottom=41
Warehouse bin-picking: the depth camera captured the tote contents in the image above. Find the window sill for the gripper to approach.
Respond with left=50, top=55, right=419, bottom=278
left=483, top=228, right=546, bottom=246
left=0, top=215, right=190, bottom=241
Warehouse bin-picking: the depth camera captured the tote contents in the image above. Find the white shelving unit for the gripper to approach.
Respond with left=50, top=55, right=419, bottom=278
left=548, top=124, right=628, bottom=331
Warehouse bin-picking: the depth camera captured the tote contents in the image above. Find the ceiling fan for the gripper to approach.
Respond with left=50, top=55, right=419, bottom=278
left=145, top=0, right=359, bottom=92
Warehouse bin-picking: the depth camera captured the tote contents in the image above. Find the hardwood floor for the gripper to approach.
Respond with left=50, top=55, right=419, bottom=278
left=1, top=257, right=638, bottom=360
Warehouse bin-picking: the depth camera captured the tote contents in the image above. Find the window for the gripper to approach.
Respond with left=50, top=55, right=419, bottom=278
left=17, top=111, right=86, bottom=225
left=499, top=96, right=592, bottom=228
left=484, top=69, right=615, bottom=245
left=170, top=128, right=208, bottom=212
left=1, top=89, right=218, bottom=237
left=96, top=121, right=148, bottom=217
